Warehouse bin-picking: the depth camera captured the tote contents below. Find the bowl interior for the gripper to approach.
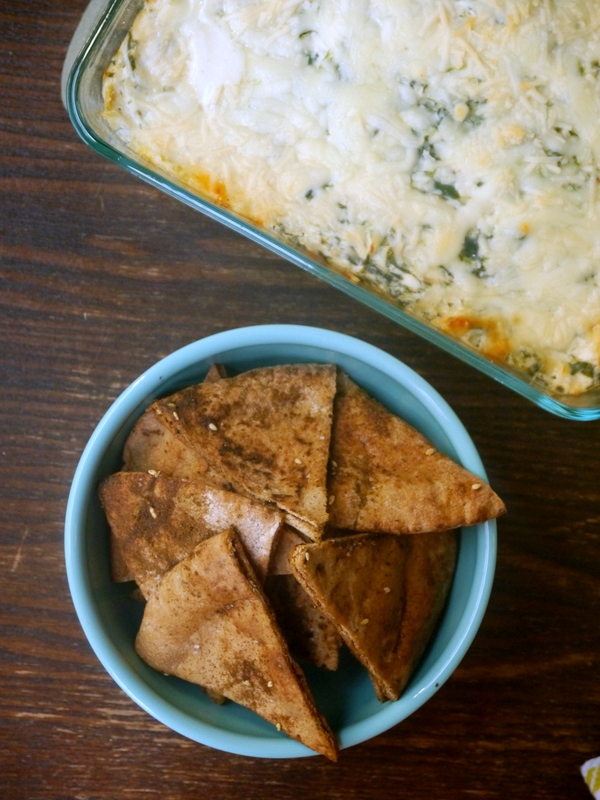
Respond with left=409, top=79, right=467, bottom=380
left=65, top=325, right=496, bottom=758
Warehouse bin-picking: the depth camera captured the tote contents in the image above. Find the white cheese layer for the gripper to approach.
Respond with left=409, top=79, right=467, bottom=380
left=103, top=0, right=600, bottom=396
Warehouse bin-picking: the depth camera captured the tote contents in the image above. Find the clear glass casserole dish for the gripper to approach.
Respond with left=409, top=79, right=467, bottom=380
left=62, top=0, right=600, bottom=421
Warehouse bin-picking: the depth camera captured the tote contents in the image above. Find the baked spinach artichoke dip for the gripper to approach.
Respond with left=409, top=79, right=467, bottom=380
left=103, top=0, right=600, bottom=396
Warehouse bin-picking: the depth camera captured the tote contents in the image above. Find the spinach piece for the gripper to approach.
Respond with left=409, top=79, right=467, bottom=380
left=434, top=181, right=460, bottom=200
left=459, top=231, right=488, bottom=277
left=459, top=232, right=480, bottom=262
left=570, top=361, right=595, bottom=378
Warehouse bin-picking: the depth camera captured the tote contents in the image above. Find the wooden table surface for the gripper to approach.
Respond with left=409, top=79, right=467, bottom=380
left=2, top=2, right=599, bottom=798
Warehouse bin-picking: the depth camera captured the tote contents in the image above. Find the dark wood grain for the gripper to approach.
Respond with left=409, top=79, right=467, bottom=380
left=1, top=2, right=599, bottom=797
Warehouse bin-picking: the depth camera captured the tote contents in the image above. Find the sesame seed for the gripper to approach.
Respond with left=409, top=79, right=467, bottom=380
left=305, top=552, right=310, bottom=561
left=472, top=483, right=481, bottom=490
left=149, top=506, right=157, bottom=519
left=243, top=680, right=251, bottom=686
left=294, top=457, right=302, bottom=464
left=147, top=469, right=160, bottom=476
left=426, top=448, right=435, bottom=456
left=166, top=402, right=176, bottom=408
left=361, top=618, right=369, bottom=625
left=208, top=422, right=218, bottom=431
left=331, top=460, right=337, bottom=468
left=276, top=723, right=281, bottom=731
left=383, top=586, right=391, bottom=593
left=328, top=495, right=335, bottom=505
left=267, top=681, right=273, bottom=688
left=172, top=411, right=179, bottom=420
left=194, top=644, right=200, bottom=649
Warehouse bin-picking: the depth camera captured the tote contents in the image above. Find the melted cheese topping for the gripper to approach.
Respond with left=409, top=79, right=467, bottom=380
left=103, top=0, right=600, bottom=395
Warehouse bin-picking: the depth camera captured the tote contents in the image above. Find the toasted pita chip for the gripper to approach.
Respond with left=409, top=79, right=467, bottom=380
left=98, top=472, right=283, bottom=596
left=116, top=364, right=237, bottom=580
left=265, top=574, right=341, bottom=671
left=268, top=525, right=308, bottom=575
left=290, top=533, right=409, bottom=696
left=109, top=528, right=134, bottom=583
left=116, top=410, right=217, bottom=583
left=152, top=364, right=337, bottom=540
left=381, top=530, right=458, bottom=700
left=265, top=527, right=342, bottom=671
left=122, top=407, right=223, bottom=484
left=121, top=364, right=232, bottom=481
left=202, top=687, right=227, bottom=705
left=203, top=363, right=230, bottom=382
left=290, top=530, right=457, bottom=701
left=328, top=373, right=505, bottom=534
left=135, top=529, right=338, bottom=761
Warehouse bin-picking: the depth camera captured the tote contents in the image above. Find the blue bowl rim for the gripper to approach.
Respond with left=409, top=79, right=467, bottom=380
left=64, top=323, right=497, bottom=758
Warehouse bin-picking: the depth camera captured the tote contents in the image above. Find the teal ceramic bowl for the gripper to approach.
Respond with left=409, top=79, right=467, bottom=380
left=64, top=324, right=497, bottom=758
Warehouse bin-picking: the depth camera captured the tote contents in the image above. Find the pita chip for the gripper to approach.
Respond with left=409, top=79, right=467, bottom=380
left=98, top=472, right=283, bottom=595
left=108, top=524, right=135, bottom=584
left=203, top=363, right=230, bottom=383
left=290, top=533, right=410, bottom=697
left=268, top=525, right=308, bottom=576
left=381, top=529, right=458, bottom=700
left=151, top=364, right=337, bottom=540
left=290, top=530, right=457, bottom=701
left=264, top=526, right=341, bottom=670
left=119, top=362, right=238, bottom=556
left=122, top=407, right=223, bottom=484
left=135, top=529, right=338, bottom=761
left=121, top=364, right=230, bottom=481
left=265, top=574, right=341, bottom=671
left=328, top=372, right=506, bottom=534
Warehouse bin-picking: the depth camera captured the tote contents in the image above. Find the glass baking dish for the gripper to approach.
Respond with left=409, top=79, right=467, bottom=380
left=62, top=0, right=600, bottom=421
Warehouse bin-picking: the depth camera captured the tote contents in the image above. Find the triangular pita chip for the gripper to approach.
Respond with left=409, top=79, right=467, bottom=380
left=268, top=525, right=308, bottom=575
left=328, top=372, right=506, bottom=534
left=99, top=472, right=283, bottom=595
left=121, top=363, right=233, bottom=483
left=116, top=409, right=221, bottom=583
left=151, top=364, right=337, bottom=540
left=203, top=363, right=230, bottom=382
left=108, top=524, right=135, bottom=584
left=265, top=574, right=341, bottom=671
left=120, top=363, right=233, bottom=705
left=135, top=529, right=338, bottom=760
left=122, top=407, right=224, bottom=484
left=290, top=533, right=410, bottom=698
left=382, top=529, right=458, bottom=700
left=119, top=362, right=239, bottom=580
left=291, top=530, right=457, bottom=701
